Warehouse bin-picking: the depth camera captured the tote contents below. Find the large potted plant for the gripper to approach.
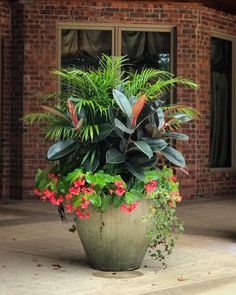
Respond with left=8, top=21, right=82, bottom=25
left=24, top=56, right=198, bottom=271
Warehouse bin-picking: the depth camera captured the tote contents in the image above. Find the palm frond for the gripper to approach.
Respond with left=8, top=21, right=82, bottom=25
left=23, top=112, right=52, bottom=124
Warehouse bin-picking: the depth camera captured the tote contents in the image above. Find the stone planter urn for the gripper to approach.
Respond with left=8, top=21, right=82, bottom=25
left=75, top=200, right=152, bottom=271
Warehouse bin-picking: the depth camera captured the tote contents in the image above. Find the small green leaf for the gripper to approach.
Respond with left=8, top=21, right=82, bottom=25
left=162, top=146, right=186, bottom=168
left=113, top=195, right=125, bottom=208
left=133, top=140, right=153, bottom=159
left=85, top=173, right=106, bottom=187
left=73, top=198, right=82, bottom=207
left=65, top=168, right=83, bottom=182
left=106, top=148, right=125, bottom=164
left=100, top=195, right=113, bottom=212
left=124, top=192, right=135, bottom=205
left=115, top=118, right=133, bottom=134
left=113, top=89, right=132, bottom=118
left=90, top=194, right=102, bottom=208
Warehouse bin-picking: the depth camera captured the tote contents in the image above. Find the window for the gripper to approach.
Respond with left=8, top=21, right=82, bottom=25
left=210, top=35, right=235, bottom=168
left=58, top=24, right=174, bottom=73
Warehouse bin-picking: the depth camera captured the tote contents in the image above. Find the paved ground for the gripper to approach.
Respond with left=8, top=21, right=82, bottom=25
left=0, top=198, right=236, bottom=295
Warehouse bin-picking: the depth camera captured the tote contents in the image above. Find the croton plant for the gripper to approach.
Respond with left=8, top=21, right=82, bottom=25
left=24, top=56, right=198, bottom=263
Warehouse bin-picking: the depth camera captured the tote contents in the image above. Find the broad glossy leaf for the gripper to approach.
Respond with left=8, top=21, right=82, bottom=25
left=108, top=105, right=115, bottom=127
left=93, top=123, right=113, bottom=143
left=131, top=154, right=158, bottom=168
left=144, top=123, right=162, bottom=139
left=162, top=146, right=186, bottom=168
left=164, top=132, right=189, bottom=141
left=115, top=118, right=133, bottom=134
left=125, top=161, right=145, bottom=181
left=157, top=108, right=165, bottom=129
left=83, top=155, right=99, bottom=173
left=113, top=89, right=132, bottom=118
left=47, top=140, right=78, bottom=161
left=133, top=140, right=153, bottom=159
left=141, top=137, right=168, bottom=152
left=106, top=148, right=125, bottom=164
left=129, top=95, right=137, bottom=106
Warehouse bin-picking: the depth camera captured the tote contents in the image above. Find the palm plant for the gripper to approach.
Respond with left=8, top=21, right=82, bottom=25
left=24, top=55, right=198, bottom=179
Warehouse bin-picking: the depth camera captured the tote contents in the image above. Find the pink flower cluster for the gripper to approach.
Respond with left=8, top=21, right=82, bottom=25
left=120, top=200, right=140, bottom=213
left=144, top=179, right=158, bottom=193
left=109, top=181, right=126, bottom=196
left=34, top=174, right=93, bottom=219
left=170, top=191, right=182, bottom=203
left=34, top=188, right=63, bottom=205
left=66, top=179, right=93, bottom=219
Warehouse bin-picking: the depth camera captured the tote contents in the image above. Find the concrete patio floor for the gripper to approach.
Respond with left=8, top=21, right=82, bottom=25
left=0, top=198, right=236, bottom=295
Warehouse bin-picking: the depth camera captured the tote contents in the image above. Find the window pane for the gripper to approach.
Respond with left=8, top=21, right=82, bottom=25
left=121, top=31, right=171, bottom=72
left=61, top=29, right=112, bottom=70
left=210, top=37, right=232, bottom=168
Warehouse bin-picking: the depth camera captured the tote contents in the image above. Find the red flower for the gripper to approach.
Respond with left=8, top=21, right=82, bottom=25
left=66, top=203, right=73, bottom=213
left=115, top=187, right=126, bottom=196
left=170, top=176, right=177, bottom=183
left=34, top=188, right=41, bottom=196
left=82, top=187, right=94, bottom=195
left=69, top=187, right=80, bottom=195
left=176, top=196, right=182, bottom=203
left=80, top=200, right=90, bottom=209
left=48, top=173, right=58, bottom=181
left=85, top=213, right=90, bottom=219
left=144, top=180, right=158, bottom=193
left=44, top=189, right=55, bottom=199
left=50, top=195, right=63, bottom=205
left=120, top=200, right=140, bottom=213
left=73, top=179, right=85, bottom=188
left=114, top=181, right=124, bottom=188
left=65, top=194, right=73, bottom=200
left=168, top=201, right=175, bottom=208
left=75, top=209, right=85, bottom=219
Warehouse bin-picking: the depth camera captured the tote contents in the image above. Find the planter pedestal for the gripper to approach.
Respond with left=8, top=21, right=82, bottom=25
left=76, top=201, right=152, bottom=271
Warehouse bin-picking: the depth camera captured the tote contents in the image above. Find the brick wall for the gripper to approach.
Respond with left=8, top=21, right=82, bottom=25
left=0, top=0, right=11, bottom=199
left=1, top=0, right=236, bottom=199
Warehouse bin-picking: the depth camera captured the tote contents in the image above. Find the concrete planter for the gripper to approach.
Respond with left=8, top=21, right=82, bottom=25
left=75, top=200, right=152, bottom=271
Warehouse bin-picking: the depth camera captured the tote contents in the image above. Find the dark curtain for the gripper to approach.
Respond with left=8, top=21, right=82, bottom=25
left=121, top=31, right=171, bottom=72
left=61, top=29, right=112, bottom=69
left=210, top=37, right=232, bottom=168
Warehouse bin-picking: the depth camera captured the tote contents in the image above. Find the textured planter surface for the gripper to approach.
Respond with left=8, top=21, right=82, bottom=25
left=76, top=200, right=152, bottom=271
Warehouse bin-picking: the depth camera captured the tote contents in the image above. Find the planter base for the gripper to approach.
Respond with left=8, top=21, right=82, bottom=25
left=76, top=200, right=152, bottom=271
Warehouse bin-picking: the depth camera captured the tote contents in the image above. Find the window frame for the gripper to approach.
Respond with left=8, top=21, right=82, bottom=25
left=210, top=31, right=236, bottom=172
left=57, top=22, right=176, bottom=89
